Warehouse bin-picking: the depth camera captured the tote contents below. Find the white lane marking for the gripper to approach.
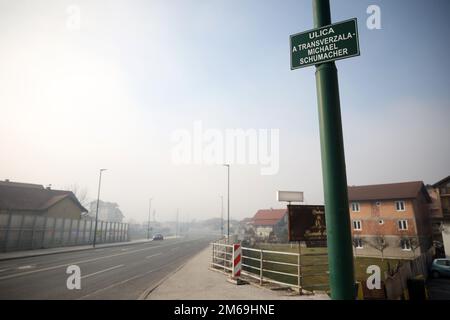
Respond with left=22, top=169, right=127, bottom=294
left=171, top=247, right=179, bottom=251
left=0, top=269, right=7, bottom=273
left=77, top=267, right=160, bottom=300
left=145, top=253, right=162, bottom=259
left=17, top=265, right=35, bottom=270
left=0, top=239, right=196, bottom=281
left=78, top=244, right=200, bottom=300
left=81, top=265, right=124, bottom=279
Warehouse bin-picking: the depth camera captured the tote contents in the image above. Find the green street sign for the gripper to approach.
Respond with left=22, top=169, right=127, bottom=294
left=290, top=18, right=360, bottom=70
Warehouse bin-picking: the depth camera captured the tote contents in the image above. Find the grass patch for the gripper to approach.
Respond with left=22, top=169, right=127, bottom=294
left=243, top=243, right=408, bottom=291
left=243, top=243, right=329, bottom=291
left=354, top=257, right=404, bottom=281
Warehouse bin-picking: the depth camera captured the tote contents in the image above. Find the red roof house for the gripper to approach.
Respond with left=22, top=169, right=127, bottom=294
left=252, top=209, right=287, bottom=227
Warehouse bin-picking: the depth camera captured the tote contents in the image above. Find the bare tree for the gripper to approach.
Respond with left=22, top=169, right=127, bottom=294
left=400, top=236, right=421, bottom=259
left=67, top=184, right=90, bottom=208
left=368, top=235, right=389, bottom=262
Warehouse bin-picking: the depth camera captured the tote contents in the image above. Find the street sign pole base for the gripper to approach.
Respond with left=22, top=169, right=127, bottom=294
left=227, top=277, right=247, bottom=285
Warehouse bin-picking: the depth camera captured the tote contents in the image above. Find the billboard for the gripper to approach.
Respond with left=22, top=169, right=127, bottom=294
left=287, top=204, right=327, bottom=246
left=277, top=191, right=304, bottom=203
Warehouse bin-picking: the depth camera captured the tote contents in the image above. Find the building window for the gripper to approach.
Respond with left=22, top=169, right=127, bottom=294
left=355, top=238, right=363, bottom=249
left=351, top=202, right=360, bottom=212
left=395, top=200, right=406, bottom=211
left=378, top=219, right=384, bottom=225
left=353, top=220, right=362, bottom=231
left=401, top=239, right=411, bottom=251
left=398, top=220, right=408, bottom=230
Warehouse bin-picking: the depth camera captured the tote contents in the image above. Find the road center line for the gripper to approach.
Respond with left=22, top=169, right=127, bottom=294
left=145, top=253, right=162, bottom=259
left=17, top=265, right=35, bottom=270
left=81, top=265, right=124, bottom=279
left=0, top=239, right=197, bottom=281
left=77, top=267, right=161, bottom=300
left=77, top=243, right=207, bottom=300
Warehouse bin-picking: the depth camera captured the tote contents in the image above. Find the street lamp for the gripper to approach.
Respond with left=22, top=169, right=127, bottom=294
left=147, top=198, right=153, bottom=240
left=93, top=168, right=107, bottom=248
left=219, top=195, right=224, bottom=238
left=223, top=164, right=230, bottom=242
left=176, top=208, right=179, bottom=238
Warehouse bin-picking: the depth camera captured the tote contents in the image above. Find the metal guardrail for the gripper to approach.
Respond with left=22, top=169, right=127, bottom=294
left=211, top=242, right=234, bottom=272
left=210, top=241, right=329, bottom=292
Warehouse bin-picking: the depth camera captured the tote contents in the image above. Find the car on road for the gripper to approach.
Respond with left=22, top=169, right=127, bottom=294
left=152, top=234, right=164, bottom=241
left=431, top=258, right=450, bottom=278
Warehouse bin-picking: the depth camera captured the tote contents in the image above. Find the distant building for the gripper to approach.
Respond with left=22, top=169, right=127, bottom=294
left=251, top=209, right=288, bottom=241
left=348, top=181, right=432, bottom=259
left=88, top=200, right=124, bottom=222
left=430, top=176, right=450, bottom=258
left=0, top=179, right=87, bottom=219
left=236, top=217, right=255, bottom=242
left=426, top=185, right=444, bottom=244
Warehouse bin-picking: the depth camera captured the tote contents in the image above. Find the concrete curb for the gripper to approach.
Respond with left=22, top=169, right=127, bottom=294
left=208, top=265, right=326, bottom=298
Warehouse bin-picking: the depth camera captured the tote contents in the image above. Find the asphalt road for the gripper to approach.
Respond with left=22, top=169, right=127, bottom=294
left=427, top=277, right=450, bottom=300
left=0, top=235, right=214, bottom=299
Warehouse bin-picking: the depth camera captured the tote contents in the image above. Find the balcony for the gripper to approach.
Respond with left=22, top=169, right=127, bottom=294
left=443, top=209, right=450, bottom=219
left=440, top=187, right=450, bottom=196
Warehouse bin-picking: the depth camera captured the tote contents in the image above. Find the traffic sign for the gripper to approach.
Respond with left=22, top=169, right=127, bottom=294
left=290, top=18, right=360, bottom=70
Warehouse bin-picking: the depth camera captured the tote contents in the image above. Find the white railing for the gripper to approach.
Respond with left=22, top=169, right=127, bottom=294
left=210, top=241, right=329, bottom=292
left=211, top=242, right=234, bottom=272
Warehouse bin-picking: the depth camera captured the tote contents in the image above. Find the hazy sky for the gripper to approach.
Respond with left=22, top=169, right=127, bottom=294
left=1, top=0, right=449, bottom=223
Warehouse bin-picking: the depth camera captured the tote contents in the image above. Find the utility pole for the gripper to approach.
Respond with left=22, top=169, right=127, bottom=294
left=93, top=168, right=107, bottom=248
left=312, top=0, right=355, bottom=299
left=147, top=198, right=152, bottom=240
left=220, top=195, right=224, bottom=238
left=186, top=213, right=189, bottom=234
left=176, top=208, right=179, bottom=237
left=223, top=164, right=230, bottom=242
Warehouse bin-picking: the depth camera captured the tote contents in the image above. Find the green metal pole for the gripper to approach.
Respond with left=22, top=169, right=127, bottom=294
left=313, top=0, right=355, bottom=300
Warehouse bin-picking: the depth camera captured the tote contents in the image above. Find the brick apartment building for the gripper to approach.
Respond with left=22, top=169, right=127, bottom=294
left=348, top=181, right=432, bottom=259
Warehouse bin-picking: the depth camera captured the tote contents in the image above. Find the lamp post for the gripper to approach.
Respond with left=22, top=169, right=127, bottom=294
left=220, top=195, right=224, bottom=238
left=147, top=198, right=153, bottom=240
left=93, top=168, right=107, bottom=248
left=223, top=164, right=230, bottom=241
left=176, top=208, right=179, bottom=237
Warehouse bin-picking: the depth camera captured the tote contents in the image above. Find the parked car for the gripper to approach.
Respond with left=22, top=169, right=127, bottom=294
left=431, top=258, right=450, bottom=278
left=152, top=234, right=164, bottom=241
left=433, top=241, right=446, bottom=258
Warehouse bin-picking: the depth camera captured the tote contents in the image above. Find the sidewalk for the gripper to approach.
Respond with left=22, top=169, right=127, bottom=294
left=145, top=245, right=330, bottom=300
left=0, top=238, right=154, bottom=261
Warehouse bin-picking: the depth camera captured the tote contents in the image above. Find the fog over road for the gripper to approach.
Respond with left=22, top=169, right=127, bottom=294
left=0, top=235, right=214, bottom=299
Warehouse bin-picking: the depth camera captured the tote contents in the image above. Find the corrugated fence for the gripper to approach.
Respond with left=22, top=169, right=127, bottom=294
left=384, top=247, right=434, bottom=300
left=0, top=212, right=129, bottom=252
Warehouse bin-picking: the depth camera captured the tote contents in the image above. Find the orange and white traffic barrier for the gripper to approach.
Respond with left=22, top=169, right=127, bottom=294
left=232, top=243, right=242, bottom=278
